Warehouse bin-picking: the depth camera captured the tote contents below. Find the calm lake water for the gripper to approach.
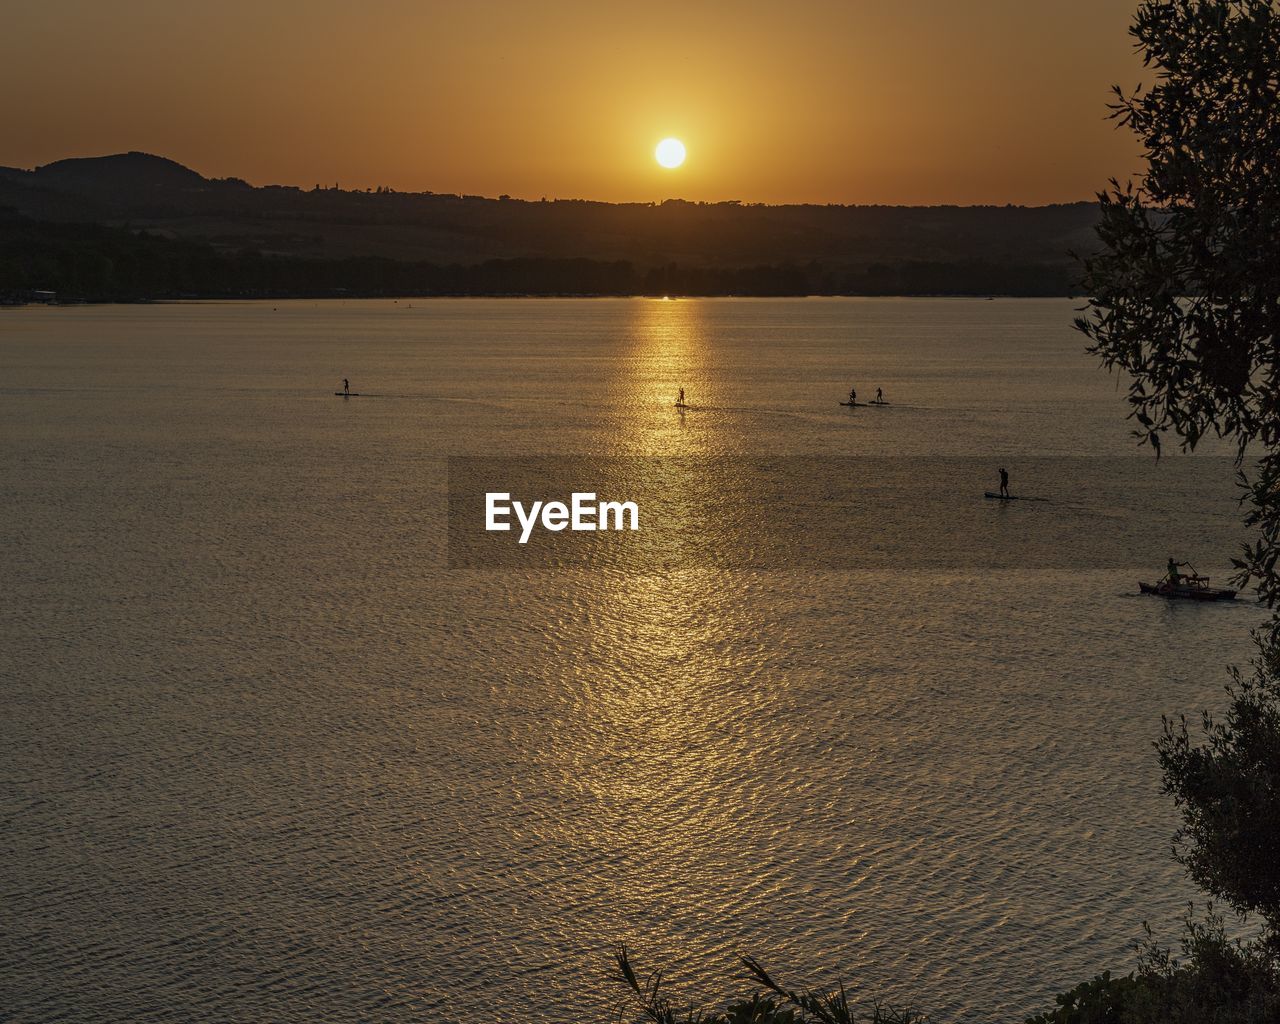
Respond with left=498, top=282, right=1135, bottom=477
left=0, top=298, right=1266, bottom=1023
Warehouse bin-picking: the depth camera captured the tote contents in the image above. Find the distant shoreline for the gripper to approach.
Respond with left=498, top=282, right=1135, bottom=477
left=1, top=153, right=1093, bottom=304
left=2, top=292, right=1078, bottom=308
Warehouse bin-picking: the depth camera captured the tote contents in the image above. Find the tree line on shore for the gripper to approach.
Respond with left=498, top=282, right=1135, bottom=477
left=0, top=215, right=1076, bottom=302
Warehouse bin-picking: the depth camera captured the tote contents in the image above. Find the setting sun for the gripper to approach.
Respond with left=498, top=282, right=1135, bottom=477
left=655, top=138, right=686, bottom=169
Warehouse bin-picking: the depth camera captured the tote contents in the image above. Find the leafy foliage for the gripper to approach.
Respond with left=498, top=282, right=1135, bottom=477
left=1025, top=915, right=1280, bottom=1024
left=1072, top=0, right=1280, bottom=599
left=1025, top=971, right=1144, bottom=1024
left=1129, top=910, right=1280, bottom=1023
left=615, top=947, right=927, bottom=1024
left=1157, top=626, right=1280, bottom=935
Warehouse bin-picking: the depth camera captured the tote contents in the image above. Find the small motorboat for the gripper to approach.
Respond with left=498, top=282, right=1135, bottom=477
left=1139, top=573, right=1237, bottom=602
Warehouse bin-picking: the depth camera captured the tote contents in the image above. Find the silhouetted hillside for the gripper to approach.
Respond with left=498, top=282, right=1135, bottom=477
left=32, top=152, right=207, bottom=192
left=0, top=152, right=1098, bottom=299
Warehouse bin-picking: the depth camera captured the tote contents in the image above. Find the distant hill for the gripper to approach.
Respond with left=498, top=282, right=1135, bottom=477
left=31, top=152, right=208, bottom=192
left=0, top=152, right=1100, bottom=300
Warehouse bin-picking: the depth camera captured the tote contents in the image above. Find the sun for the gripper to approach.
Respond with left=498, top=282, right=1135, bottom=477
left=655, top=138, right=686, bottom=169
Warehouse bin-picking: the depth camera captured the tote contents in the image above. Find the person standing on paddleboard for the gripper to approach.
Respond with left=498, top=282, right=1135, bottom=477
left=849, top=386, right=856, bottom=404
left=876, top=387, right=883, bottom=404
left=343, top=378, right=350, bottom=396
left=678, top=387, right=685, bottom=405
left=999, top=467, right=1009, bottom=498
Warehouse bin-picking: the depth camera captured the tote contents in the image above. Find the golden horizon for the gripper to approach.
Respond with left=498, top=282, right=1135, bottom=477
left=1, top=0, right=1143, bottom=206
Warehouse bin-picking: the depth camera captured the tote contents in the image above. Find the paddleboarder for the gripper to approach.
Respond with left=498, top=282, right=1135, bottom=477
left=678, top=387, right=685, bottom=406
left=849, top=386, right=857, bottom=404
left=998, top=467, right=1009, bottom=498
left=343, top=378, right=350, bottom=396
left=876, top=387, right=883, bottom=404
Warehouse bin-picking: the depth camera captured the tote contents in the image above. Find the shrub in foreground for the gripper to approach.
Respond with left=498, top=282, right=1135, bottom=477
left=615, top=946, right=927, bottom=1024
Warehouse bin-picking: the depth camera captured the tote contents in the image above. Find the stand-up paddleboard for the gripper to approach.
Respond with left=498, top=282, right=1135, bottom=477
left=984, top=491, right=1047, bottom=502
left=840, top=401, right=868, bottom=407
left=674, top=402, right=691, bottom=409
left=335, top=392, right=361, bottom=397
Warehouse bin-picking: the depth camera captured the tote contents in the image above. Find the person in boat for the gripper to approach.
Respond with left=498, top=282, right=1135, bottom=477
left=849, top=387, right=857, bottom=404
left=343, top=378, right=350, bottom=396
left=998, top=467, right=1009, bottom=498
left=1167, top=557, right=1187, bottom=588
left=875, top=387, right=883, bottom=404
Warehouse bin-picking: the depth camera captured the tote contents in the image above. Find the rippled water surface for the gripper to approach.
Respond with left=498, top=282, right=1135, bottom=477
left=0, top=299, right=1266, bottom=1023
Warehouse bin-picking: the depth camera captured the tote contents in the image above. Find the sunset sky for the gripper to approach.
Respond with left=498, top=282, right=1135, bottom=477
left=2, top=0, right=1144, bottom=205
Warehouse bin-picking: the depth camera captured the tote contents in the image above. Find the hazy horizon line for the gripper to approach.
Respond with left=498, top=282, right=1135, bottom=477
left=2, top=149, right=1105, bottom=212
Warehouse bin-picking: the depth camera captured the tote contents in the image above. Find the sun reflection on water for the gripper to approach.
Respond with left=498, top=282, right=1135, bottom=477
left=601, top=299, right=721, bottom=454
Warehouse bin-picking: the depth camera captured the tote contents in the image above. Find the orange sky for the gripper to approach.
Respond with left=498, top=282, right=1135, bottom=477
left=0, top=0, right=1144, bottom=205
